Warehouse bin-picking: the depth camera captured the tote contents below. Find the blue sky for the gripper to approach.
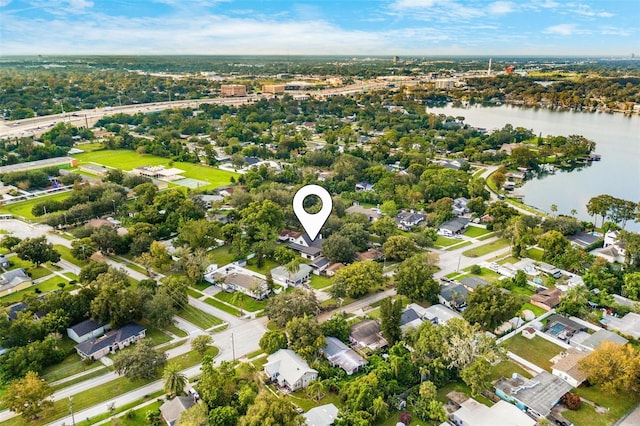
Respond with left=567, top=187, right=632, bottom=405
left=0, top=0, right=638, bottom=56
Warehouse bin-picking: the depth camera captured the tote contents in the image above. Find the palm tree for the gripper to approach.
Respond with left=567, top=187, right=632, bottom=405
left=163, top=363, right=187, bottom=397
left=231, top=290, right=245, bottom=315
left=306, top=380, right=326, bottom=402
left=285, top=258, right=302, bottom=286
left=570, top=209, right=578, bottom=217
left=372, top=396, right=389, bottom=421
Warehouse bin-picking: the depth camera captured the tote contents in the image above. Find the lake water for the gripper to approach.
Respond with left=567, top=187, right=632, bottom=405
left=426, top=104, right=640, bottom=231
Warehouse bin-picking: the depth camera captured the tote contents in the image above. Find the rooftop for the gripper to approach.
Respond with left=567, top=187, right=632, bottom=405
left=580, top=329, right=628, bottom=351
left=452, top=398, right=535, bottom=426
left=303, top=403, right=339, bottom=426
left=495, top=371, right=572, bottom=417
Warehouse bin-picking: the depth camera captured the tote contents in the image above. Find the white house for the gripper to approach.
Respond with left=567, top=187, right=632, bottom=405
left=264, top=349, right=318, bottom=391
left=270, top=264, right=313, bottom=288
left=66, top=319, right=110, bottom=343
left=74, top=323, right=146, bottom=361
left=596, top=230, right=626, bottom=264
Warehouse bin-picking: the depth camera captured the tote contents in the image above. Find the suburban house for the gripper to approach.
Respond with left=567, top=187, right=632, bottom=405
left=0, top=254, right=10, bottom=269
left=452, top=197, right=470, bottom=216
left=74, top=323, right=146, bottom=360
left=345, top=204, right=381, bottom=222
left=159, top=397, right=196, bottom=426
left=495, top=371, right=573, bottom=418
left=543, top=314, right=584, bottom=342
left=309, top=257, right=330, bottom=275
left=530, top=288, right=563, bottom=311
left=450, top=398, right=536, bottom=426
left=349, top=319, right=388, bottom=351
left=601, top=312, right=640, bottom=339
left=439, top=283, right=469, bottom=311
left=355, top=249, right=383, bottom=262
left=264, top=349, right=318, bottom=391
left=551, top=349, right=588, bottom=387
left=400, top=308, right=425, bottom=331
left=66, top=319, right=110, bottom=343
left=0, top=268, right=32, bottom=297
left=325, top=263, right=344, bottom=277
left=437, top=217, right=469, bottom=237
left=355, top=182, right=374, bottom=192
left=567, top=232, right=601, bottom=249
left=537, top=262, right=563, bottom=279
left=460, top=276, right=490, bottom=292
left=303, top=403, right=339, bottom=426
left=395, top=210, right=426, bottom=231
left=212, top=271, right=269, bottom=300
left=321, top=336, right=368, bottom=375
left=279, top=229, right=303, bottom=243
left=420, top=303, right=463, bottom=325
left=578, top=328, right=628, bottom=352
left=199, top=194, right=224, bottom=209
left=596, top=230, right=626, bottom=264
left=288, top=233, right=323, bottom=261
left=270, top=264, right=313, bottom=288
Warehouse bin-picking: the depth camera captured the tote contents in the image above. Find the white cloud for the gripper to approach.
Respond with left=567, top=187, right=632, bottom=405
left=573, top=4, right=613, bottom=18
left=488, top=1, right=514, bottom=15
left=0, top=0, right=12, bottom=7
left=544, top=23, right=579, bottom=36
left=68, top=0, right=93, bottom=9
left=391, top=0, right=437, bottom=9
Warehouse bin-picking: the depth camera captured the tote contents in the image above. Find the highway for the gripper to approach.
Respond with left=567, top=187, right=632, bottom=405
left=0, top=79, right=420, bottom=139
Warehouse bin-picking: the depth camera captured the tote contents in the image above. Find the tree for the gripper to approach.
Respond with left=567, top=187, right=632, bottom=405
left=71, top=237, right=97, bottom=261
left=207, top=406, right=239, bottom=426
left=176, top=219, right=220, bottom=250
left=579, top=341, right=640, bottom=394
left=556, top=285, right=590, bottom=317
left=586, top=194, right=614, bottom=228
left=380, top=200, right=399, bottom=217
left=113, top=340, right=167, bottom=380
left=178, top=403, right=209, bottom=426
left=265, top=288, right=319, bottom=327
left=419, top=381, right=437, bottom=400
left=382, top=235, right=417, bottom=261
left=460, top=358, right=492, bottom=397
left=322, top=233, right=356, bottom=264
left=320, top=312, right=350, bottom=342
left=561, top=392, right=582, bottom=410
left=463, top=285, right=521, bottom=331
left=380, top=298, right=402, bottom=346
left=144, top=289, right=176, bottom=329
left=1, top=371, right=53, bottom=420
left=286, top=315, right=324, bottom=360
left=538, top=230, right=570, bottom=262
left=191, top=334, right=213, bottom=356
left=331, top=261, right=384, bottom=298
left=306, top=380, right=326, bottom=402
left=14, top=236, right=60, bottom=266
left=163, top=363, right=187, bottom=397
left=0, top=235, right=21, bottom=250
left=259, top=330, right=288, bottom=354
left=371, top=396, right=389, bottom=421
left=79, top=261, right=109, bottom=284
left=394, top=254, right=440, bottom=303
left=239, top=391, right=305, bottom=426
left=622, top=272, right=640, bottom=301
left=338, top=223, right=370, bottom=251
left=370, top=216, right=398, bottom=243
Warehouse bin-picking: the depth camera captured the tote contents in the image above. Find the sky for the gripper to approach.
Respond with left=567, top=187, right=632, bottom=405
left=0, top=0, right=638, bottom=56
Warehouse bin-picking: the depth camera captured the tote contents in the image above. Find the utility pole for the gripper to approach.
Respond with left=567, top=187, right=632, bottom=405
left=68, top=397, right=76, bottom=426
left=231, top=333, right=236, bottom=361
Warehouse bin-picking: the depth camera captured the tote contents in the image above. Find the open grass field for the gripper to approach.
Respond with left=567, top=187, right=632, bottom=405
left=310, top=274, right=333, bottom=290
left=208, top=245, right=235, bottom=266
left=463, top=225, right=491, bottom=238
left=177, top=304, right=224, bottom=329
left=214, top=290, right=267, bottom=312
left=41, top=352, right=104, bottom=383
left=462, top=238, right=509, bottom=257
left=563, top=384, right=640, bottom=426
left=0, top=191, right=71, bottom=220
left=204, top=296, right=242, bottom=316
left=72, top=149, right=239, bottom=189
left=527, top=247, right=545, bottom=261
left=435, top=235, right=459, bottom=247
left=502, top=334, right=564, bottom=371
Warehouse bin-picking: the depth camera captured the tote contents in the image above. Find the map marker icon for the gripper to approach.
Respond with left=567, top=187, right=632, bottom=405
left=293, top=185, right=332, bottom=241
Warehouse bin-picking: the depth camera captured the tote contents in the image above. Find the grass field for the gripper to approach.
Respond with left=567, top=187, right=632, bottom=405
left=462, top=238, right=509, bottom=257
left=208, top=245, right=235, bottom=266
left=41, top=352, right=104, bottom=383
left=519, top=302, right=547, bottom=318
left=214, top=290, right=267, bottom=312
left=310, top=274, right=333, bottom=289
left=0, top=191, right=71, bottom=220
left=204, top=297, right=242, bottom=316
left=72, top=149, right=239, bottom=190
left=177, top=304, right=224, bottom=329
left=502, top=334, right=564, bottom=371
left=490, top=359, right=532, bottom=382
left=446, top=240, right=472, bottom=251
left=463, top=225, right=491, bottom=238
left=527, top=247, right=545, bottom=261
left=435, top=235, right=460, bottom=247
left=563, top=384, right=640, bottom=426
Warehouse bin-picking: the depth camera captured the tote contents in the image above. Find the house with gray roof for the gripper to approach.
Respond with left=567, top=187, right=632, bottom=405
left=74, top=323, right=146, bottom=361
left=395, top=210, right=426, bottom=231
left=460, top=276, right=490, bottom=291
left=346, top=204, right=381, bottom=222
left=601, top=312, right=640, bottom=339
left=349, top=319, right=388, bottom=351
left=321, top=337, right=367, bottom=375
left=288, top=233, right=324, bottom=261
left=212, top=271, right=269, bottom=300
left=451, top=398, right=535, bottom=426
left=439, top=283, right=469, bottom=311
left=578, top=329, right=628, bottom=352
left=264, top=349, right=318, bottom=391
left=437, top=217, right=469, bottom=236
left=495, top=371, right=573, bottom=418
left=67, top=319, right=110, bottom=343
left=0, top=268, right=31, bottom=297
left=303, top=403, right=339, bottom=426
left=160, top=396, right=196, bottom=426
left=271, top=264, right=313, bottom=288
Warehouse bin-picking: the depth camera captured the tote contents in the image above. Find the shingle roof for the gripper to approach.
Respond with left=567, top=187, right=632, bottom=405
left=439, top=217, right=470, bottom=233
left=552, top=349, right=587, bottom=384
left=460, top=276, right=490, bottom=290
left=264, top=349, right=317, bottom=387
left=0, top=268, right=30, bottom=290
left=349, top=319, right=387, bottom=348
left=322, top=337, right=367, bottom=374
left=75, top=323, right=145, bottom=357
left=68, top=319, right=104, bottom=337
left=495, top=372, right=572, bottom=417
left=400, top=308, right=420, bottom=326
left=160, top=397, right=196, bottom=426
left=303, top=403, right=339, bottom=426
left=581, top=329, right=628, bottom=350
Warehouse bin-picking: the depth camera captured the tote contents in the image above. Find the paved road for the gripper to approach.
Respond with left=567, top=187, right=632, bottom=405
left=318, top=288, right=397, bottom=322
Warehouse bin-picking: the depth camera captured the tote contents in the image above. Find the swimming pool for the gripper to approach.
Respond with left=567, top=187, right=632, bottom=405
left=547, top=322, right=565, bottom=336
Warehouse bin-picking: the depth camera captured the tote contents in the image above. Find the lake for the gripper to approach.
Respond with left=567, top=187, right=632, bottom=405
left=426, top=104, right=640, bottom=231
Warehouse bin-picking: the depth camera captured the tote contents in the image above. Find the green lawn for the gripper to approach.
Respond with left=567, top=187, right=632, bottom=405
left=436, top=381, right=494, bottom=407
left=244, top=258, right=280, bottom=275
left=445, top=240, right=472, bottom=251
left=463, top=225, right=491, bottom=238
left=502, top=334, right=564, bottom=371
left=144, top=326, right=173, bottom=346
left=462, top=239, right=510, bottom=258
left=527, top=247, right=545, bottom=261
left=186, top=287, right=203, bottom=298
left=208, top=245, right=235, bottom=266
left=310, top=274, right=333, bottom=289
left=490, top=359, right=532, bottom=382
left=477, top=232, right=497, bottom=241
left=214, top=290, right=267, bottom=312
left=164, top=323, right=188, bottom=338
left=204, top=297, right=242, bottom=316
left=435, top=235, right=459, bottom=247
left=54, top=244, right=85, bottom=267
left=109, top=400, right=163, bottom=426
left=41, top=351, right=104, bottom=383
left=0, top=191, right=71, bottom=220
left=177, top=304, right=224, bottom=329
left=563, top=385, right=640, bottom=426
left=519, top=302, right=547, bottom=317
left=72, top=149, right=239, bottom=189
left=288, top=389, right=343, bottom=413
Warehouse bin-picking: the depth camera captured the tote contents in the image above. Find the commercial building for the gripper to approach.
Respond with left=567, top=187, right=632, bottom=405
left=220, top=84, right=247, bottom=97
